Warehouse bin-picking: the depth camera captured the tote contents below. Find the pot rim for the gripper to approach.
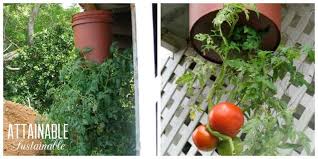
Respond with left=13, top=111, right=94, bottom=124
left=72, top=10, right=112, bottom=21
left=72, top=10, right=113, bottom=27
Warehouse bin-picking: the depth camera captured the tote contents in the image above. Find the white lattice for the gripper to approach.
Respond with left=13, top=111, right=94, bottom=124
left=160, top=4, right=315, bottom=156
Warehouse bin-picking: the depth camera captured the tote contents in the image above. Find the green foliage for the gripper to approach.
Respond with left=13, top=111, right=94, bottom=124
left=236, top=26, right=261, bottom=51
left=34, top=4, right=79, bottom=33
left=176, top=3, right=314, bottom=155
left=176, top=56, right=216, bottom=95
left=4, top=3, right=33, bottom=47
left=217, top=137, right=243, bottom=156
left=213, top=4, right=256, bottom=30
left=46, top=45, right=136, bottom=155
left=189, top=104, right=204, bottom=120
left=176, top=56, right=218, bottom=115
left=213, top=3, right=248, bottom=28
left=4, top=4, right=80, bottom=113
left=302, top=44, right=315, bottom=62
left=4, top=25, right=76, bottom=112
left=213, top=3, right=258, bottom=44
left=194, top=25, right=261, bottom=62
left=4, top=4, right=79, bottom=49
left=194, top=32, right=225, bottom=58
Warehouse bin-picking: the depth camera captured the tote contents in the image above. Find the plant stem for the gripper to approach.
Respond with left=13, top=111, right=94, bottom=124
left=207, top=25, right=230, bottom=111
left=207, top=63, right=227, bottom=111
left=227, top=74, right=239, bottom=102
left=219, top=26, right=228, bottom=46
left=227, top=19, right=238, bottom=38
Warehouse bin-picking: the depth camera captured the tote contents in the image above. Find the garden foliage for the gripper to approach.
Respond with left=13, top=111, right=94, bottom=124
left=4, top=25, right=76, bottom=112
left=46, top=45, right=136, bottom=155
left=176, top=3, right=314, bottom=155
left=4, top=4, right=79, bottom=113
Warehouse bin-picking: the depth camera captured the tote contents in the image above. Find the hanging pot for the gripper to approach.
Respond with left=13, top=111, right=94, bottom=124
left=189, top=4, right=281, bottom=64
left=72, top=10, right=112, bottom=64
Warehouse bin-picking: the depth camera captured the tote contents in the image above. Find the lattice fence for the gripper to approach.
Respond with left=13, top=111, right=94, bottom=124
left=160, top=4, right=315, bottom=156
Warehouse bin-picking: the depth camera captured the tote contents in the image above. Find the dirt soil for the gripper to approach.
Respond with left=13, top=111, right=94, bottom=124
left=3, top=100, right=43, bottom=156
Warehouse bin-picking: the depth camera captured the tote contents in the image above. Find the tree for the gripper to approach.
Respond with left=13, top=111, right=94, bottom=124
left=4, top=4, right=80, bottom=112
left=27, top=4, right=41, bottom=45
left=3, top=4, right=79, bottom=51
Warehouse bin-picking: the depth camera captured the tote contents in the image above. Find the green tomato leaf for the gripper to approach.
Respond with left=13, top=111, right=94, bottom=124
left=301, top=44, right=315, bottom=62
left=176, top=72, right=194, bottom=85
left=81, top=47, right=93, bottom=54
left=217, top=137, right=243, bottom=156
left=278, top=143, right=302, bottom=149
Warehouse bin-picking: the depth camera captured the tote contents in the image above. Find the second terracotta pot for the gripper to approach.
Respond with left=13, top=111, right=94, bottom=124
left=189, top=4, right=281, bottom=64
left=72, top=10, right=113, bottom=64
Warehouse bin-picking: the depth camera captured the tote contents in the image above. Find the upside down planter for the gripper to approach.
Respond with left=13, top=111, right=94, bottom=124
left=72, top=10, right=112, bottom=63
left=189, top=4, right=281, bottom=64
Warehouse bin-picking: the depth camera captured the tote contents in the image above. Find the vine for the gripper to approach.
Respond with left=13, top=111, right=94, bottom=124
left=46, top=44, right=136, bottom=155
left=176, top=4, right=314, bottom=155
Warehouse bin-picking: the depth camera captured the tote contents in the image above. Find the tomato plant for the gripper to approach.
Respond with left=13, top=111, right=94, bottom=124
left=208, top=102, right=244, bottom=137
left=177, top=3, right=313, bottom=155
left=46, top=44, right=136, bottom=155
left=192, top=125, right=218, bottom=151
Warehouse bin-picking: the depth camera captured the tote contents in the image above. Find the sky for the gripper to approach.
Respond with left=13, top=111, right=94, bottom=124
left=61, top=3, right=83, bottom=11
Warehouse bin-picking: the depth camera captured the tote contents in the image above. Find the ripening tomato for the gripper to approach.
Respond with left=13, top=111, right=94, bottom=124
left=208, top=102, right=244, bottom=137
left=192, top=125, right=218, bottom=151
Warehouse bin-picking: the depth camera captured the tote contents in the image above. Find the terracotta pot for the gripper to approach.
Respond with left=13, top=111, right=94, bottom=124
left=189, top=4, right=281, bottom=64
left=72, top=10, right=112, bottom=63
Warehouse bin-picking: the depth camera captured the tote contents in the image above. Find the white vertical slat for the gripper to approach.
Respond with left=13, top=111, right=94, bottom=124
left=134, top=3, right=157, bottom=156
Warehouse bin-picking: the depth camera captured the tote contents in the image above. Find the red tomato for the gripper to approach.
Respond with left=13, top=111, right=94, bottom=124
left=192, top=125, right=218, bottom=151
left=208, top=102, right=244, bottom=137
